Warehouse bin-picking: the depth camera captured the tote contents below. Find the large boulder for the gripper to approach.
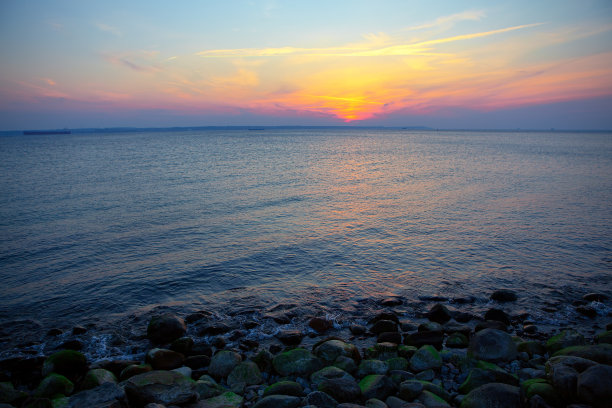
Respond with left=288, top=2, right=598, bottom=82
left=409, top=345, right=442, bottom=372
left=145, top=348, right=184, bottom=371
left=41, top=350, right=88, bottom=381
left=34, top=374, right=74, bottom=398
left=208, top=350, right=242, bottom=379
left=359, top=374, right=395, bottom=400
left=123, top=370, right=197, bottom=407
left=576, top=364, right=612, bottom=408
left=80, top=368, right=117, bottom=390
left=553, top=344, right=612, bottom=365
left=146, top=314, right=187, bottom=345
left=318, top=377, right=361, bottom=403
left=546, top=330, right=585, bottom=354
left=272, top=348, right=323, bottom=377
left=468, top=329, right=517, bottom=363
left=227, top=361, right=262, bottom=388
left=458, top=367, right=518, bottom=394
left=460, top=383, right=520, bottom=408
left=314, top=339, right=361, bottom=364
left=67, top=382, right=126, bottom=408
left=426, top=303, right=452, bottom=324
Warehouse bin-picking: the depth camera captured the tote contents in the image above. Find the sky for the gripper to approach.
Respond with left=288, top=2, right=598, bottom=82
left=1, top=0, right=611, bottom=130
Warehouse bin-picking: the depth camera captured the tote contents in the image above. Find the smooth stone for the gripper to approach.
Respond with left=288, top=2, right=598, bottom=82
left=276, top=330, right=304, bottom=346
left=263, top=381, right=304, bottom=397
left=185, top=355, right=210, bottom=369
left=398, top=380, right=424, bottom=400
left=389, top=370, right=416, bottom=386
left=145, top=348, right=185, bottom=371
left=41, top=350, right=88, bottom=381
left=483, top=309, right=510, bottom=326
left=80, top=368, right=117, bottom=390
left=272, top=348, right=323, bottom=377
left=518, top=341, right=546, bottom=357
left=548, top=364, right=578, bottom=400
left=583, top=293, right=608, bottom=302
left=546, top=330, right=586, bottom=354
left=416, top=390, right=450, bottom=407
left=34, top=374, right=74, bottom=398
left=194, top=375, right=225, bottom=399
left=208, top=350, right=242, bottom=379
left=120, top=364, right=152, bottom=381
left=386, top=357, right=409, bottom=371
left=446, top=333, right=469, bottom=349
left=314, top=339, right=361, bottom=364
left=418, top=322, right=444, bottom=334
left=419, top=381, right=451, bottom=402
left=172, top=366, right=192, bottom=378
left=147, top=314, right=186, bottom=345
left=460, top=383, right=520, bottom=408
left=522, top=381, right=562, bottom=407
left=365, top=398, right=389, bottom=408
left=576, top=364, right=612, bottom=408
left=491, top=290, right=517, bottom=302
left=468, top=329, right=517, bottom=362
left=0, top=381, right=27, bottom=404
left=545, top=355, right=598, bottom=374
left=227, top=361, right=262, bottom=388
left=318, top=377, right=361, bottom=403
left=311, top=366, right=355, bottom=386
left=387, top=395, right=426, bottom=407
left=369, top=312, right=400, bottom=325
left=404, top=331, right=444, bottom=350
left=357, top=360, right=389, bottom=378
left=458, top=367, right=518, bottom=394
left=359, top=374, right=395, bottom=400
left=415, top=369, right=435, bottom=382
left=595, top=330, right=612, bottom=344
left=575, top=306, right=597, bottom=318
left=309, top=317, right=333, bottom=333
left=426, top=304, right=452, bottom=324
left=252, top=394, right=301, bottom=408
left=184, top=310, right=212, bottom=323
left=371, top=320, right=399, bottom=334
left=334, top=355, right=359, bottom=375
left=304, top=391, right=339, bottom=408
left=409, top=345, right=442, bottom=372
left=22, top=398, right=53, bottom=408
left=552, top=344, right=612, bottom=365
left=170, top=337, right=194, bottom=355
left=198, top=322, right=233, bottom=336
left=378, top=332, right=402, bottom=344
left=123, top=370, right=197, bottom=407
left=66, top=383, right=126, bottom=408
left=351, top=325, right=367, bottom=335
left=193, top=391, right=243, bottom=408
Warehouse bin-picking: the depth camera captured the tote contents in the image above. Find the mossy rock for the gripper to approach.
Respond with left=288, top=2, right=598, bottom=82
left=195, top=375, right=225, bottom=399
left=272, top=348, right=323, bottom=377
left=419, top=380, right=452, bottom=402
left=357, top=359, right=388, bottom=378
left=34, top=374, right=74, bottom=398
left=358, top=374, right=394, bottom=400
left=546, top=330, right=585, bottom=354
left=227, top=361, right=262, bottom=387
left=263, top=380, right=304, bottom=397
left=80, top=368, right=117, bottom=390
left=42, top=351, right=87, bottom=381
left=386, top=357, right=408, bottom=371
left=199, top=391, right=243, bottom=408
left=123, top=370, right=197, bottom=407
left=409, top=345, right=442, bottom=372
left=0, top=381, right=28, bottom=404
left=51, top=396, right=69, bottom=408
left=417, top=389, right=450, bottom=406
left=517, top=341, right=546, bottom=357
left=311, top=366, right=354, bottom=387
left=458, top=367, right=518, bottom=394
left=595, top=330, right=612, bottom=344
left=552, top=344, right=612, bottom=365
left=398, top=345, right=417, bottom=359
left=446, top=332, right=469, bottom=348
left=313, top=339, right=361, bottom=364
left=524, top=382, right=562, bottom=407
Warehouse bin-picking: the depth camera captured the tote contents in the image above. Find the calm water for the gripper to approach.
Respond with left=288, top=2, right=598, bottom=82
left=1, top=128, right=611, bottom=354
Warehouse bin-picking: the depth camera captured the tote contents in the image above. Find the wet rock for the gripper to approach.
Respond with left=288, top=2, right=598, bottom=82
left=491, top=290, right=517, bottom=302
left=387, top=396, right=425, bottom=407
left=185, top=355, right=210, bottom=369
left=194, top=391, right=243, bottom=408
left=359, top=374, right=395, bottom=400
left=350, top=325, right=367, bottom=335
left=227, top=361, right=262, bottom=389
left=147, top=314, right=186, bottom=345
left=409, top=345, right=442, bottom=372
left=460, top=383, right=520, bottom=408
left=595, top=330, right=612, bottom=344
left=120, top=364, right=152, bottom=381
left=57, top=339, right=84, bottom=351
left=170, top=337, right=194, bottom=355
left=67, top=382, right=126, bottom=408
left=484, top=309, right=510, bottom=326
left=71, top=326, right=87, bottom=335
left=194, top=375, right=225, bottom=399
left=546, top=330, right=585, bottom=354
left=475, top=320, right=508, bottom=333
left=34, top=374, right=74, bottom=398
left=583, top=293, right=608, bottom=302
left=575, top=306, right=597, bottom=318
left=22, top=397, right=53, bottom=408
left=41, top=350, right=87, bottom=382
left=305, top=390, right=339, bottom=408
left=426, top=304, right=452, bottom=324
left=311, top=366, right=355, bottom=386
left=314, top=339, right=361, bottom=364
left=309, top=317, right=333, bottom=333
left=276, top=330, right=304, bottom=346
left=371, top=320, right=399, bottom=334
left=198, top=322, right=233, bottom=336
left=404, top=331, right=444, bottom=350
left=468, top=329, right=517, bottom=363
left=518, top=341, right=546, bottom=357
left=521, top=380, right=562, bottom=408
left=145, top=348, right=184, bottom=371
left=252, top=394, right=300, bottom=408
left=185, top=310, right=212, bottom=324
left=334, top=355, right=359, bottom=375
left=458, top=367, right=518, bottom=394
left=123, top=370, right=197, bottom=407
left=398, top=379, right=424, bottom=400
left=319, top=377, right=361, bottom=403
left=263, top=380, right=304, bottom=397
left=381, top=298, right=403, bottom=307
left=190, top=342, right=213, bottom=357
left=552, top=344, right=612, bottom=365
left=80, top=368, right=117, bottom=390
left=416, top=390, right=450, bottom=407
left=378, top=332, right=402, bottom=344
left=369, top=312, right=400, bottom=325
left=208, top=350, right=242, bottom=379
left=576, top=364, right=612, bottom=408
left=272, top=348, right=323, bottom=377
left=418, top=322, right=444, bottom=334
left=357, top=360, right=389, bottom=378
left=386, top=357, right=408, bottom=372
left=0, top=381, right=27, bottom=405
left=547, top=363, right=578, bottom=400
left=415, top=369, right=435, bottom=382
left=47, top=328, right=63, bottom=337
left=446, top=333, right=469, bottom=349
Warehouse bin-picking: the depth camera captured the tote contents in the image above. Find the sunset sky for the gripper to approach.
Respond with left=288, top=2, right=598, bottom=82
left=1, top=0, right=611, bottom=130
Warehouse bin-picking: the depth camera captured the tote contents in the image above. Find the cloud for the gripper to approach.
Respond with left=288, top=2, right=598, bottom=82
left=406, top=10, right=486, bottom=31
left=95, top=23, right=122, bottom=37
left=102, top=52, right=161, bottom=73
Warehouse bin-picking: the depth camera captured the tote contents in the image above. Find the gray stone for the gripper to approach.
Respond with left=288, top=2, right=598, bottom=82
left=358, top=360, right=389, bottom=378
left=208, top=350, right=242, bottom=379
left=460, top=383, right=520, bottom=408
left=576, top=364, right=612, bottom=408
left=227, top=361, right=262, bottom=388
left=416, top=390, right=450, bottom=407
left=552, top=344, right=612, bottom=365
left=252, top=394, right=301, bottom=408
left=311, top=366, right=355, bottom=387
left=145, top=348, right=185, bottom=371
left=193, top=391, right=243, bottom=408
left=67, top=383, right=126, bottom=408
left=263, top=381, right=304, bottom=397
left=318, top=377, right=361, bottom=403
left=304, top=391, right=338, bottom=408
left=314, top=340, right=361, bottom=364
left=123, top=370, right=197, bottom=407
left=273, top=348, right=323, bottom=377
left=398, top=380, right=424, bottom=401
left=194, top=375, right=225, bottom=400
left=468, top=329, right=517, bottom=363
left=546, top=330, right=585, bottom=354
left=147, top=314, right=186, bottom=345
left=409, top=346, right=442, bottom=372
left=359, top=375, right=395, bottom=400
left=81, top=368, right=117, bottom=390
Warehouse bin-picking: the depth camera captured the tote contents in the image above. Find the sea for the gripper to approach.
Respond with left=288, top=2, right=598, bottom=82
left=0, top=127, right=611, bottom=360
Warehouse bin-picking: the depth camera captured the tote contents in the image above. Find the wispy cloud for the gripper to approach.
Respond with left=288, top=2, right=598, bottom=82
left=406, top=10, right=486, bottom=31
left=102, top=52, right=161, bottom=73
left=95, top=23, right=122, bottom=37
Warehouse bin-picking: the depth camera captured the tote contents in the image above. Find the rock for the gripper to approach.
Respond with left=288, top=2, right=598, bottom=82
left=404, top=331, right=444, bottom=350
left=120, top=364, right=152, bottom=381
left=518, top=341, right=546, bottom=357
left=0, top=381, right=27, bottom=404
left=575, top=306, right=597, bottom=318
left=576, top=364, right=612, bottom=408
left=378, top=332, right=402, bottom=344
left=365, top=398, right=389, bottom=408
left=548, top=363, right=579, bottom=400
left=415, top=369, right=435, bottom=382
left=334, top=355, right=359, bottom=374
left=41, top=350, right=88, bottom=381
left=475, top=321, right=508, bottom=333
left=309, top=317, right=333, bottom=333
left=198, top=322, right=233, bottom=336
left=227, top=361, right=262, bottom=388
left=208, top=350, right=242, bottom=379
left=409, top=345, right=442, bottom=372
left=311, top=366, right=355, bottom=386
left=57, top=339, right=84, bottom=351
left=305, top=391, right=339, bottom=408
left=80, top=368, right=117, bottom=390
left=446, top=333, right=469, bottom=349
left=546, top=330, right=585, bottom=354
left=351, top=325, right=367, bottom=335
left=458, top=367, right=518, bottom=394
left=194, top=391, right=243, bottom=408
left=386, top=357, right=408, bottom=371
left=194, top=375, right=225, bottom=399
left=359, top=375, right=395, bottom=400
left=318, top=377, right=361, bottom=403
left=272, top=348, right=323, bottom=377
left=185, top=355, right=210, bottom=369
left=252, top=394, right=301, bottom=408
left=583, top=293, right=608, bottom=302
left=357, top=360, right=389, bottom=378
left=276, top=330, right=304, bottom=346
left=381, top=298, right=403, bottom=307
left=263, top=380, right=304, bottom=397
left=22, top=398, right=53, bottom=408
left=147, top=314, right=186, bottom=345
left=172, top=366, right=192, bottom=378
left=553, top=344, right=612, bottom=365
left=491, top=290, right=517, bottom=302
left=123, top=370, right=197, bottom=407
left=386, top=396, right=420, bottom=407
left=595, top=330, right=612, bottom=344
left=468, top=329, right=517, bottom=363
left=185, top=310, right=212, bottom=324
left=426, top=304, right=452, bottom=324
left=66, top=382, right=126, bottom=408
left=369, top=312, right=400, bottom=325
left=420, top=381, right=451, bottom=402
left=34, top=374, right=74, bottom=398
left=545, top=355, right=598, bottom=374
left=398, top=379, right=424, bottom=400
left=418, top=322, right=444, bottom=334
left=416, top=390, right=450, bottom=407
left=170, top=337, right=194, bottom=355
left=314, top=339, right=361, bottom=364
left=371, top=320, right=399, bottom=334
left=460, top=383, right=520, bottom=408
left=483, top=309, right=510, bottom=326
left=145, top=348, right=184, bottom=371
left=522, top=380, right=562, bottom=408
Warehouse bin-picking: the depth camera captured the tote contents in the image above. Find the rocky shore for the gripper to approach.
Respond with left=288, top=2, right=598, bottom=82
left=1, top=290, right=611, bottom=408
